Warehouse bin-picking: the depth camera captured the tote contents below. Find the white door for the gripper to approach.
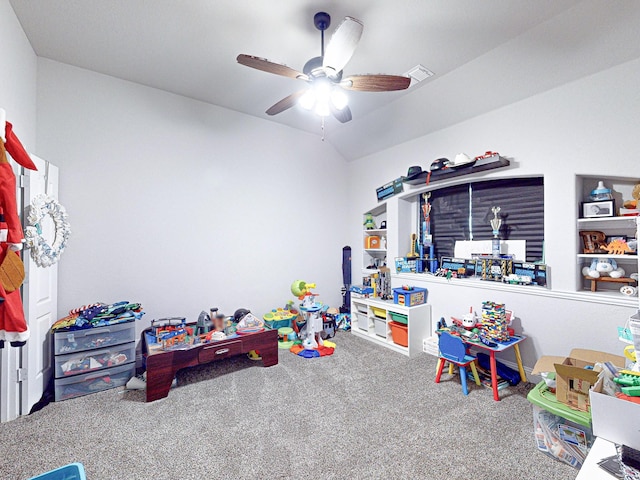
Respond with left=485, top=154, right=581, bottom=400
left=20, top=155, right=59, bottom=416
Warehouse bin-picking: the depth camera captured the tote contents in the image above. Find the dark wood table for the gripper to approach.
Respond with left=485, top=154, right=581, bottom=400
left=145, top=328, right=278, bottom=402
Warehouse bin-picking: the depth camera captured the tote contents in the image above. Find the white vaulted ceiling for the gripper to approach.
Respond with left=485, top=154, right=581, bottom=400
left=9, top=0, right=640, bottom=160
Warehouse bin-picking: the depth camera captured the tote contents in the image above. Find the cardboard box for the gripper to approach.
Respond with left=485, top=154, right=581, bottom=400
left=589, top=379, right=640, bottom=451
left=532, top=349, right=625, bottom=412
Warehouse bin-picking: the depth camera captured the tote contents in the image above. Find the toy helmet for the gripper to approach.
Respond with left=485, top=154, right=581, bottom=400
left=430, top=158, right=449, bottom=172
left=233, top=308, right=251, bottom=322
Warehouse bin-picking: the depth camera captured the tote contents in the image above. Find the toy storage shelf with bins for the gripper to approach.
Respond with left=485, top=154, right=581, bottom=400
left=350, top=296, right=430, bottom=357
left=363, top=203, right=387, bottom=275
left=576, top=175, right=639, bottom=298
left=52, top=320, right=136, bottom=401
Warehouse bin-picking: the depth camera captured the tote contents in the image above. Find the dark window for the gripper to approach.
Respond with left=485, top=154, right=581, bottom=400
left=420, top=177, right=544, bottom=262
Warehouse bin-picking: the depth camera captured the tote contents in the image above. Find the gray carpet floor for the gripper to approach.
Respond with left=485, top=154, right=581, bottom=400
left=0, top=331, right=579, bottom=479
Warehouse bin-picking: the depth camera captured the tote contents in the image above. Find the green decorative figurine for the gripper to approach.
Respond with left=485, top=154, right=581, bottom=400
left=363, top=213, right=377, bottom=230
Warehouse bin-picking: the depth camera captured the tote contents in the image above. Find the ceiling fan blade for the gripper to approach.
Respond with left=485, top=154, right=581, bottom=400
left=323, top=17, right=363, bottom=76
left=237, top=54, right=309, bottom=81
left=265, top=90, right=307, bottom=116
left=340, top=74, right=411, bottom=92
left=330, top=104, right=352, bottom=124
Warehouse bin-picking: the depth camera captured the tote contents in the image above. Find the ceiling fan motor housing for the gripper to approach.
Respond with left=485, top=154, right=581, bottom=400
left=314, top=12, right=331, bottom=31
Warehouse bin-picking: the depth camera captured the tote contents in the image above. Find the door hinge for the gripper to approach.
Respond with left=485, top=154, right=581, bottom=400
left=19, top=174, right=30, bottom=188
left=16, top=368, right=27, bottom=382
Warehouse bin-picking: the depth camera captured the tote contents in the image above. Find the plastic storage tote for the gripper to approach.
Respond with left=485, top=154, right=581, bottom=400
left=29, top=463, right=86, bottom=480
left=527, top=379, right=594, bottom=469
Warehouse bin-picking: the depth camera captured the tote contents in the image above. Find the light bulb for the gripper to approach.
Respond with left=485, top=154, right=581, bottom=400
left=299, top=89, right=315, bottom=110
left=330, top=88, right=348, bottom=110
left=315, top=100, right=330, bottom=117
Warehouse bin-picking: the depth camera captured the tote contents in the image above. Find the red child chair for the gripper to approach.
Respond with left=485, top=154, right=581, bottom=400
left=435, top=331, right=481, bottom=395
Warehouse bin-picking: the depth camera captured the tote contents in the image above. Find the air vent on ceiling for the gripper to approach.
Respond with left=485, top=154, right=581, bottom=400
left=405, top=64, right=434, bottom=87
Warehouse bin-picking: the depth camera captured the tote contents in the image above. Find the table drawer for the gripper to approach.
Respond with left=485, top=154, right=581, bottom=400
left=53, top=321, right=135, bottom=355
left=55, top=343, right=135, bottom=378
left=198, top=340, right=243, bottom=363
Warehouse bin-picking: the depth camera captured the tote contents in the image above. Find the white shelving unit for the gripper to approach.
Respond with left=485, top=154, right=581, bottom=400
left=363, top=203, right=387, bottom=274
left=577, top=214, right=638, bottom=296
left=350, top=296, right=431, bottom=357
left=576, top=176, right=639, bottom=298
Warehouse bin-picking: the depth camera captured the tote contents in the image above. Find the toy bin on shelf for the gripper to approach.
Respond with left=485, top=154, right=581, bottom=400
left=389, top=311, right=408, bottom=324
left=389, top=321, right=409, bottom=347
left=527, top=379, right=594, bottom=469
left=393, top=287, right=427, bottom=306
left=374, top=318, right=386, bottom=337
left=370, top=306, right=387, bottom=319
left=356, top=312, right=369, bottom=331
left=29, top=463, right=86, bottom=480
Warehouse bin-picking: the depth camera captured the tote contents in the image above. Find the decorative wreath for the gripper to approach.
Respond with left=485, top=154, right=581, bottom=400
left=24, top=194, right=71, bottom=267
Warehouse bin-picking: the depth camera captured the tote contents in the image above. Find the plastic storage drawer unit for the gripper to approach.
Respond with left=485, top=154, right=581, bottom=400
left=53, top=320, right=135, bottom=354
left=54, top=342, right=136, bottom=378
left=55, top=362, right=135, bottom=401
left=527, top=379, right=594, bottom=469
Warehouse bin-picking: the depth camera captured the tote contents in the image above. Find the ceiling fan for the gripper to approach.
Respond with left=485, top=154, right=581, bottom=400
left=237, top=12, right=411, bottom=123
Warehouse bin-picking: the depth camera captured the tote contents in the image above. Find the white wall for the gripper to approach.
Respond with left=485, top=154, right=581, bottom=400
left=35, top=59, right=349, bottom=329
left=348, top=57, right=640, bottom=368
left=0, top=0, right=37, bottom=146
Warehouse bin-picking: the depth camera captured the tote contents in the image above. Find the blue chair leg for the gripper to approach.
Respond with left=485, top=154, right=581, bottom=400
left=459, top=365, right=469, bottom=395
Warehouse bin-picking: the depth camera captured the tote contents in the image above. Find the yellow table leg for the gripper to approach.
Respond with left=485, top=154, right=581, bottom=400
left=513, top=343, right=527, bottom=382
left=469, top=361, right=482, bottom=386
left=448, top=362, right=454, bottom=375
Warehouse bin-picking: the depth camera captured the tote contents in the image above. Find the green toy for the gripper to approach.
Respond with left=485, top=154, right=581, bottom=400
left=363, top=213, right=377, bottom=230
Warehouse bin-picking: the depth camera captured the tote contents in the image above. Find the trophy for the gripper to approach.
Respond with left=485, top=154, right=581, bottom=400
left=490, top=206, right=502, bottom=257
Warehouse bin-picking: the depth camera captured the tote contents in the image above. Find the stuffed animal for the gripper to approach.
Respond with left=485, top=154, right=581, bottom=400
left=582, top=258, right=626, bottom=279
left=363, top=213, right=377, bottom=230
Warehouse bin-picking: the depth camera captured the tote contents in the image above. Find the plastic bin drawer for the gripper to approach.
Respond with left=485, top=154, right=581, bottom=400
left=389, top=311, right=408, bottom=324
left=54, top=362, right=135, bottom=401
left=356, top=313, right=369, bottom=331
left=53, top=321, right=135, bottom=355
left=374, top=318, right=386, bottom=337
left=54, top=342, right=135, bottom=378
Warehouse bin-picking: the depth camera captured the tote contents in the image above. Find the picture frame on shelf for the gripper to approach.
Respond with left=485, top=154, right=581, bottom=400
left=582, top=200, right=615, bottom=218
